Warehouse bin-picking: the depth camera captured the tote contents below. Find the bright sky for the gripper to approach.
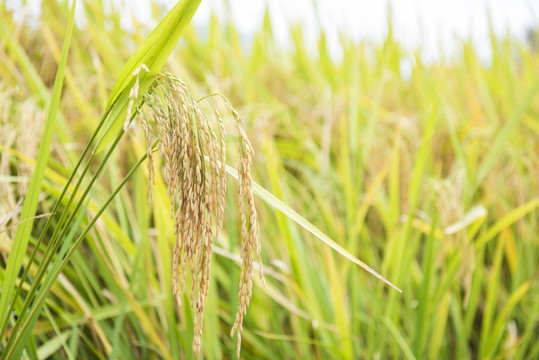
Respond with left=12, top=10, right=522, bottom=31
left=189, top=0, right=539, bottom=61
left=7, top=0, right=539, bottom=61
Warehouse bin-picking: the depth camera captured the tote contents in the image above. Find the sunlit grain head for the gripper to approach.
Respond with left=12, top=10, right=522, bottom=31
left=136, top=73, right=264, bottom=356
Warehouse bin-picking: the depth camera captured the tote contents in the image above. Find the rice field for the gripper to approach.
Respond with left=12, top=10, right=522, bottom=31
left=1, top=0, right=538, bottom=359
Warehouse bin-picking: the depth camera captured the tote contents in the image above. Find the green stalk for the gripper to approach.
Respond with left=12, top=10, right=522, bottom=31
left=1, top=130, right=125, bottom=354
left=1, top=151, right=150, bottom=360
left=0, top=108, right=109, bottom=339
left=0, top=0, right=76, bottom=334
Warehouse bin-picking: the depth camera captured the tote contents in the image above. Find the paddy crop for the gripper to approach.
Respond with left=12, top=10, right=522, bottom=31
left=0, top=1, right=538, bottom=359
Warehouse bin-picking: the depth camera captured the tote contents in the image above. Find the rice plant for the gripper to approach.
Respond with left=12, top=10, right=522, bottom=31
left=1, top=0, right=538, bottom=359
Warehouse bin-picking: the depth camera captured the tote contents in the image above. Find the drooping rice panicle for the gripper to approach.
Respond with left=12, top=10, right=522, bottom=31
left=135, top=73, right=262, bottom=356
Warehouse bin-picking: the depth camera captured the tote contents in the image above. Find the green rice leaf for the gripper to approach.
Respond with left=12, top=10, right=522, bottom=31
left=0, top=0, right=77, bottom=337
left=94, top=0, right=202, bottom=153
left=224, top=164, right=402, bottom=293
left=474, top=198, right=539, bottom=250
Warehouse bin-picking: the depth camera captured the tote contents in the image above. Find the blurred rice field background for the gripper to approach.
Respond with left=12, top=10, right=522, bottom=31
left=0, top=0, right=538, bottom=359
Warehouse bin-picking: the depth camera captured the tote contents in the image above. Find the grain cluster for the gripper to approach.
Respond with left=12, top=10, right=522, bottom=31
left=130, top=69, right=264, bottom=356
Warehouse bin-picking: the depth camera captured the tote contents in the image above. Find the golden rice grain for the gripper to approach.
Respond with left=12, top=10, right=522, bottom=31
left=133, top=71, right=263, bottom=356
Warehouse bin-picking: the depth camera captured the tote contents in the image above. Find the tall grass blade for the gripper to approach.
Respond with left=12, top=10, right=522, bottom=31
left=0, top=0, right=77, bottom=335
left=224, top=164, right=402, bottom=293
left=94, top=0, right=202, bottom=153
